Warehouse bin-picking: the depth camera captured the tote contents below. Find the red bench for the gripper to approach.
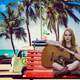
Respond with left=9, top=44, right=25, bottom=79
left=22, top=49, right=54, bottom=79
left=22, top=49, right=80, bottom=79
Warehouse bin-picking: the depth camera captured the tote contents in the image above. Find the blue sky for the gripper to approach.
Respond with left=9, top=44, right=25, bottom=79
left=0, top=0, right=20, bottom=12
left=0, top=0, right=19, bottom=5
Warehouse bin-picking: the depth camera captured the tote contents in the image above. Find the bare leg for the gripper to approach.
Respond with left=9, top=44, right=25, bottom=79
left=52, top=62, right=64, bottom=71
left=67, top=60, right=80, bottom=71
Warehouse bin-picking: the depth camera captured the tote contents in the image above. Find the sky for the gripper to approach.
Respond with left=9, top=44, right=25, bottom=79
left=0, top=0, right=20, bottom=22
left=0, top=0, right=80, bottom=49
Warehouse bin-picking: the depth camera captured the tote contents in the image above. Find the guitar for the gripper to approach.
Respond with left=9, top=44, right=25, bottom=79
left=41, top=40, right=80, bottom=68
left=47, top=40, right=80, bottom=60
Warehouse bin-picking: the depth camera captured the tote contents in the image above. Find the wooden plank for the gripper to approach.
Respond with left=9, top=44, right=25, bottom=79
left=24, top=70, right=54, bottom=78
left=27, top=54, right=41, bottom=57
left=27, top=50, right=42, bottom=53
left=27, top=65, right=49, bottom=70
left=27, top=57, right=41, bottom=61
left=27, top=61, right=41, bottom=65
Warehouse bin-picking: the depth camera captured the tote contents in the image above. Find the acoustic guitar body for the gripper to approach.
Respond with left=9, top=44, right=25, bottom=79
left=41, top=44, right=70, bottom=68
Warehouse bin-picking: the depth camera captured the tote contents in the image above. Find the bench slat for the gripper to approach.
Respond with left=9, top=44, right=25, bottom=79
left=27, top=57, right=41, bottom=61
left=27, top=65, right=48, bottom=70
left=27, top=54, right=41, bottom=57
left=27, top=61, right=41, bottom=65
left=24, top=70, right=54, bottom=78
left=27, top=50, right=42, bottom=53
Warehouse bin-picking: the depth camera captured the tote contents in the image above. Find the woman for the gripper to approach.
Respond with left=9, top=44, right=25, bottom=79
left=52, top=28, right=80, bottom=75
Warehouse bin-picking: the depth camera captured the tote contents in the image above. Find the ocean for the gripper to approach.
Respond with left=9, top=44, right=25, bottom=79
left=0, top=49, right=19, bottom=58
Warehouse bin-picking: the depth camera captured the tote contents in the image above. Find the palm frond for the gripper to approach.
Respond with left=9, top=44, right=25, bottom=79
left=7, top=5, right=14, bottom=21
left=0, top=12, right=7, bottom=19
left=29, top=6, right=37, bottom=22
left=14, top=19, right=21, bottom=27
left=58, top=12, right=68, bottom=28
left=0, top=12, right=8, bottom=23
left=18, top=4, right=24, bottom=16
left=63, top=1, right=80, bottom=13
left=47, top=20, right=53, bottom=33
left=66, top=8, right=80, bottom=23
left=25, top=1, right=40, bottom=22
left=22, top=36, right=27, bottom=42
left=47, top=17, right=56, bottom=34
left=0, top=32, right=6, bottom=37
left=13, top=27, right=27, bottom=41
left=0, top=32, right=10, bottom=39
left=64, top=1, right=80, bottom=6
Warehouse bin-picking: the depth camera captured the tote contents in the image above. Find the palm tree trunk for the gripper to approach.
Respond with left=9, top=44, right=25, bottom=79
left=40, top=1, right=43, bottom=39
left=55, top=20, right=59, bottom=41
left=55, top=31, right=58, bottom=41
left=53, top=26, right=58, bottom=41
left=26, top=10, right=31, bottom=46
left=10, top=34, right=16, bottom=54
left=57, top=21, right=59, bottom=41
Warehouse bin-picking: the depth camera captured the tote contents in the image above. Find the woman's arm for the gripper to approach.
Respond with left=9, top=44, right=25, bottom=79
left=74, top=47, right=80, bottom=60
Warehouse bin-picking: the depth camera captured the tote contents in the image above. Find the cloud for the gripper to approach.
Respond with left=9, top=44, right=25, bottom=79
left=0, top=4, right=6, bottom=11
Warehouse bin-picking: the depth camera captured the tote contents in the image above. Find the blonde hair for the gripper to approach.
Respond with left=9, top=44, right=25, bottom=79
left=62, top=28, right=76, bottom=49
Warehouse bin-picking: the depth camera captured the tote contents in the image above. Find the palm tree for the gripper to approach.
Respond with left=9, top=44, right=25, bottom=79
left=42, top=0, right=80, bottom=41
left=0, top=3, right=27, bottom=54
left=64, top=0, right=80, bottom=12
left=18, top=0, right=40, bottom=46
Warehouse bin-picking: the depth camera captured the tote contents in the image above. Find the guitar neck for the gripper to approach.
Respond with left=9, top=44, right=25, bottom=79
left=61, top=46, right=75, bottom=55
left=47, top=40, right=75, bottom=55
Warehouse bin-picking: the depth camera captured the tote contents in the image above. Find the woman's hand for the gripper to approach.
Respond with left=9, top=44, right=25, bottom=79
left=74, top=53, right=80, bottom=60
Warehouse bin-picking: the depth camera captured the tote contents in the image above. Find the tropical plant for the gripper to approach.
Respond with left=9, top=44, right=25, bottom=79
left=42, top=0, right=80, bottom=41
left=0, top=3, right=27, bottom=54
left=18, top=0, right=40, bottom=46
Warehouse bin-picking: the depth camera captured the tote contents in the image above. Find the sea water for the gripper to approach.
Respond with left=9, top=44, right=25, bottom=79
left=0, top=49, right=19, bottom=58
